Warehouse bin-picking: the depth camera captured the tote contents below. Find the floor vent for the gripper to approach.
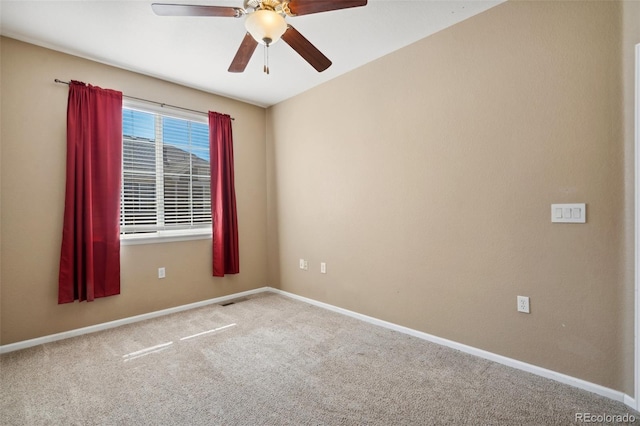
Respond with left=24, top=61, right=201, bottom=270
left=220, top=297, right=247, bottom=307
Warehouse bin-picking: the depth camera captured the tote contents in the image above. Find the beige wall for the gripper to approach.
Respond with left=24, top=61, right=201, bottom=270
left=267, top=1, right=635, bottom=394
left=0, top=37, right=268, bottom=344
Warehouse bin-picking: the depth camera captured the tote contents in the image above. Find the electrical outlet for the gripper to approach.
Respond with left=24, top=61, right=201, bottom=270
left=299, top=259, right=308, bottom=270
left=517, top=296, right=530, bottom=313
left=299, top=259, right=305, bottom=269
left=158, top=267, right=166, bottom=279
left=320, top=262, right=326, bottom=274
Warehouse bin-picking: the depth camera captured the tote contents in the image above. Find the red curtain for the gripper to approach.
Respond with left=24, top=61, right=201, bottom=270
left=58, top=81, right=123, bottom=303
left=209, top=112, right=239, bottom=276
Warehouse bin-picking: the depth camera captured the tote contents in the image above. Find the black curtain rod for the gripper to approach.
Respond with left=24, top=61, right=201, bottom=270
left=54, top=79, right=234, bottom=120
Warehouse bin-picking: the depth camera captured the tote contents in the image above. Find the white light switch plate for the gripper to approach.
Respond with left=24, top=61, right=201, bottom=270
left=551, top=203, right=586, bottom=223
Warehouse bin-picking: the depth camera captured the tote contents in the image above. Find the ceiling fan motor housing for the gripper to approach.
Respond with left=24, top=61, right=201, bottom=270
left=244, top=0, right=291, bottom=14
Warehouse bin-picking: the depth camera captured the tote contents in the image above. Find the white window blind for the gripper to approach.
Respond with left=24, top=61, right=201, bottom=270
left=121, top=106, right=211, bottom=236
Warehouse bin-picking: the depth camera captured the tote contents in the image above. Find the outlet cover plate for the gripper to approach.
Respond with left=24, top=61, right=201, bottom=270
left=517, top=295, right=530, bottom=313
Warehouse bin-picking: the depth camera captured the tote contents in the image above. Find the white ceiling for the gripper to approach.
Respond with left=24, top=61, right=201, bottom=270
left=0, top=0, right=503, bottom=107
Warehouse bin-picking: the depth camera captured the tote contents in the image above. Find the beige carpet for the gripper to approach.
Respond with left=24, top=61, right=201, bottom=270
left=1, top=292, right=638, bottom=425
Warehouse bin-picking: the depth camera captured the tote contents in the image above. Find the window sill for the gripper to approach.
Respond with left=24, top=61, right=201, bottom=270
left=120, top=229, right=212, bottom=245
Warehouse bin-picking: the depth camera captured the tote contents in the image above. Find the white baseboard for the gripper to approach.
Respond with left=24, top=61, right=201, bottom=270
left=1, top=285, right=635, bottom=412
left=625, top=394, right=638, bottom=411
left=0, top=286, right=269, bottom=354
left=270, top=288, right=636, bottom=411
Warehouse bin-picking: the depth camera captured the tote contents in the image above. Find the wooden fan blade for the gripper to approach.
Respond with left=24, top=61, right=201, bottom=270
left=281, top=25, right=332, bottom=72
left=287, top=0, right=367, bottom=16
left=228, top=33, right=259, bottom=73
left=151, top=3, right=243, bottom=17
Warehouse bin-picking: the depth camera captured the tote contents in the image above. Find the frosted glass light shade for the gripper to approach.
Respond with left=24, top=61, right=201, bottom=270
left=245, top=9, right=287, bottom=45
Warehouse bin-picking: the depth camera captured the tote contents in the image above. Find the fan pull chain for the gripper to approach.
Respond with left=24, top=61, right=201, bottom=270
left=263, top=44, right=270, bottom=75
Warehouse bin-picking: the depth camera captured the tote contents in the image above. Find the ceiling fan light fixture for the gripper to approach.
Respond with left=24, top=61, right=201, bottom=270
left=245, top=9, right=287, bottom=45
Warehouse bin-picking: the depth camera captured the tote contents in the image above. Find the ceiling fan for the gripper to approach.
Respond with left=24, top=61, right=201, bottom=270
left=151, top=0, right=368, bottom=74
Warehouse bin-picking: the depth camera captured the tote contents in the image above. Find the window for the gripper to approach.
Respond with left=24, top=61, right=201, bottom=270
left=120, top=103, right=211, bottom=242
